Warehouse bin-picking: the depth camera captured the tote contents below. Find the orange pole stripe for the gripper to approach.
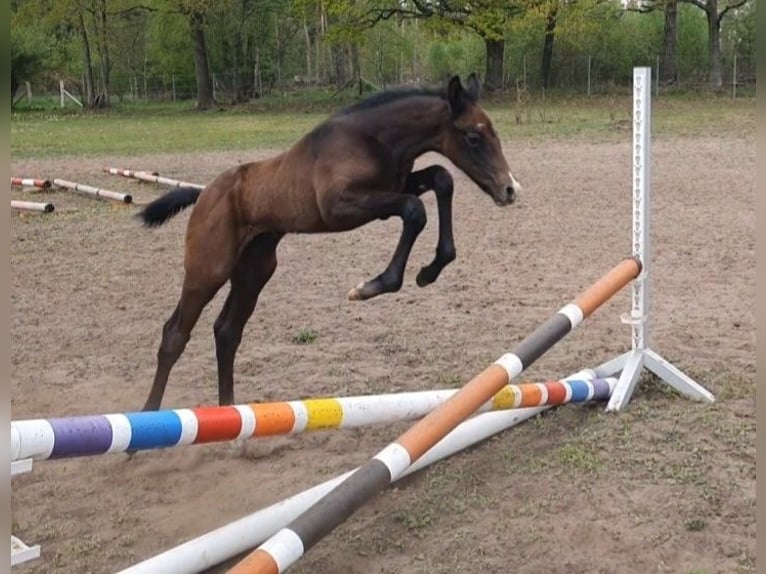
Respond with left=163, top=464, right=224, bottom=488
left=398, top=364, right=509, bottom=460
left=250, top=403, right=296, bottom=437
left=574, top=257, right=641, bottom=317
left=519, top=384, right=542, bottom=407
left=227, top=549, right=279, bottom=574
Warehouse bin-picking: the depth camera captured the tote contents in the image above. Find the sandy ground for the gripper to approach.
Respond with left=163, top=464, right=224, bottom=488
left=10, top=130, right=755, bottom=574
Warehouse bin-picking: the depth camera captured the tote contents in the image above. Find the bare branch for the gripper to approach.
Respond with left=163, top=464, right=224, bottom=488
left=718, top=0, right=748, bottom=21
left=680, top=0, right=708, bottom=10
left=107, top=3, right=177, bottom=16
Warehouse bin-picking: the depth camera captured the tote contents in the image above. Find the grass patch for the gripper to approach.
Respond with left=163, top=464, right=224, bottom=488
left=556, top=443, right=603, bottom=473
left=292, top=328, right=318, bottom=344
left=10, top=93, right=754, bottom=160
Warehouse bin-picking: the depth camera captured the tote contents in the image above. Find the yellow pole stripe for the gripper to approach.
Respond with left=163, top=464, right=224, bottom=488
left=303, top=399, right=344, bottom=430
left=491, top=387, right=515, bottom=410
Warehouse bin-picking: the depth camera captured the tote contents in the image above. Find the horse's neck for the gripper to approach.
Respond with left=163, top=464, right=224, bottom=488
left=362, top=99, right=449, bottom=164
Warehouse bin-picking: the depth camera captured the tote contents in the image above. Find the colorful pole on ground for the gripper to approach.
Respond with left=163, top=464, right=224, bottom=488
left=53, top=178, right=133, bottom=204
left=10, top=375, right=617, bottom=462
left=227, top=256, right=642, bottom=574
left=103, top=167, right=204, bottom=190
left=11, top=177, right=52, bottom=190
left=11, top=200, right=54, bottom=213
left=117, top=367, right=602, bottom=574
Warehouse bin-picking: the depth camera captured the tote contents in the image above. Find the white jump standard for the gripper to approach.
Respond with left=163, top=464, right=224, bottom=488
left=593, top=67, right=715, bottom=411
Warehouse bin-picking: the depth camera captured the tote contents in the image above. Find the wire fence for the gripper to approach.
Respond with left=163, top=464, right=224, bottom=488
left=13, top=50, right=756, bottom=111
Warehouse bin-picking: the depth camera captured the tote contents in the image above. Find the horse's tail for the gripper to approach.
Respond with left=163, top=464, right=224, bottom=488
left=136, top=186, right=202, bottom=227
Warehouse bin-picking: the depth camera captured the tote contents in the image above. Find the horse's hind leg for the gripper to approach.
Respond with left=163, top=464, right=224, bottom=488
left=213, top=233, right=282, bottom=406
left=403, top=165, right=457, bottom=287
left=141, top=278, right=224, bottom=411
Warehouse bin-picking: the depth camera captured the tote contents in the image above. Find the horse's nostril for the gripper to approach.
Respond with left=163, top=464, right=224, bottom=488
left=506, top=186, right=516, bottom=200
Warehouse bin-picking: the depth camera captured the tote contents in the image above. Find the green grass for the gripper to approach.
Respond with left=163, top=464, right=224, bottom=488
left=292, top=328, right=318, bottom=344
left=10, top=91, right=755, bottom=160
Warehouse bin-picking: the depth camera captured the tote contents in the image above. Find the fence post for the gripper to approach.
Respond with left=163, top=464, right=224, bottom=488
left=587, top=55, right=591, bottom=98
left=172, top=74, right=177, bottom=102
left=732, top=53, right=737, bottom=99
left=59, top=80, right=65, bottom=108
left=25, top=82, right=32, bottom=105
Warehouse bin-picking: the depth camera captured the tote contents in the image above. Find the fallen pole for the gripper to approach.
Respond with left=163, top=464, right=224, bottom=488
left=11, top=375, right=617, bottom=462
left=103, top=167, right=204, bottom=190
left=11, top=177, right=52, bottom=190
left=53, top=178, right=132, bottom=204
left=116, top=368, right=599, bottom=574
left=11, top=200, right=54, bottom=213
left=228, top=256, right=642, bottom=574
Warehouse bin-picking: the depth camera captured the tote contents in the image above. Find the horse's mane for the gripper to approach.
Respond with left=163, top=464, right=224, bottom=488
left=333, top=85, right=447, bottom=117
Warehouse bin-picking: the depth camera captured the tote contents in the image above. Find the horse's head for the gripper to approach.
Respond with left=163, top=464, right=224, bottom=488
left=440, top=74, right=521, bottom=207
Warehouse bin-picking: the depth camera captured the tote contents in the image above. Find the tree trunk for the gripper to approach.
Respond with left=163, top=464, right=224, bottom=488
left=189, top=11, right=214, bottom=109
left=331, top=43, right=347, bottom=89
left=707, top=0, right=723, bottom=87
left=350, top=41, right=361, bottom=93
left=541, top=6, right=557, bottom=90
left=318, top=2, right=326, bottom=84
left=484, top=38, right=505, bottom=91
left=661, top=0, right=678, bottom=84
left=78, top=11, right=95, bottom=107
left=304, top=16, right=312, bottom=80
left=98, top=0, right=110, bottom=106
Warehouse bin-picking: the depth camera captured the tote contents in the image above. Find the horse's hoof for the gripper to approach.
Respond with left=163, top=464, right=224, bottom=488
left=347, top=283, right=369, bottom=301
left=348, top=281, right=381, bottom=301
left=416, top=269, right=433, bottom=287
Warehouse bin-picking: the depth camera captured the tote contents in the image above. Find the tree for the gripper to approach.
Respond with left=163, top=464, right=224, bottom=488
left=362, top=0, right=525, bottom=91
left=627, top=0, right=749, bottom=87
left=10, top=27, right=49, bottom=103
left=681, top=0, right=748, bottom=86
left=171, top=0, right=215, bottom=108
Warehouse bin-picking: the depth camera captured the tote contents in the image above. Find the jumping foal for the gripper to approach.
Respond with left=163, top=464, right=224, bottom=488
left=137, top=73, right=522, bottom=411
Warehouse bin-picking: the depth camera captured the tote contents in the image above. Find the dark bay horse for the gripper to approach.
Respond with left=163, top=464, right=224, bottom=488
left=137, top=73, right=522, bottom=411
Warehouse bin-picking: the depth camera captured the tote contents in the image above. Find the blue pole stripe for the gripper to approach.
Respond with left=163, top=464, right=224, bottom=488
left=125, top=411, right=183, bottom=450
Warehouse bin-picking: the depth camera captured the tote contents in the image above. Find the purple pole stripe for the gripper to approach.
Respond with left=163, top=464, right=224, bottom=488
left=48, top=415, right=114, bottom=458
left=591, top=379, right=612, bottom=400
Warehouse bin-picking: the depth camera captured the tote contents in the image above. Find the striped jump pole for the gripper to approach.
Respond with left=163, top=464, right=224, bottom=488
left=103, top=167, right=204, bottom=190
left=11, top=200, right=54, bottom=213
left=118, top=367, right=602, bottom=574
left=53, top=178, right=133, bottom=204
left=103, top=167, right=158, bottom=179
left=227, top=256, right=642, bottom=574
left=10, top=375, right=617, bottom=463
left=11, top=177, right=52, bottom=190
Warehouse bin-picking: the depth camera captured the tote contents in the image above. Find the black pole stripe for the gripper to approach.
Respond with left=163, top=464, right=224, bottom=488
left=290, top=459, right=393, bottom=549
left=511, top=312, right=574, bottom=368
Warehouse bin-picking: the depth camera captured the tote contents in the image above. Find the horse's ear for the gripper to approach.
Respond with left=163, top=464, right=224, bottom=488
left=447, top=75, right=466, bottom=117
left=465, top=72, right=481, bottom=102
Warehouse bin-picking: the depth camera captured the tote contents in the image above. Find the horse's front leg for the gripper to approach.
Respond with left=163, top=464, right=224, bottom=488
left=323, top=189, right=428, bottom=301
left=404, top=165, right=457, bottom=287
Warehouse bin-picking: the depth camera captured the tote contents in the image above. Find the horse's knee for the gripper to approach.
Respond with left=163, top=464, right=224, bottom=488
left=431, top=166, right=454, bottom=196
left=403, top=197, right=427, bottom=231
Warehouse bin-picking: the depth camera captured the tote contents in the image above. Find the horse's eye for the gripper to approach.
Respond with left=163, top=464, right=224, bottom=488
left=465, top=131, right=482, bottom=147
